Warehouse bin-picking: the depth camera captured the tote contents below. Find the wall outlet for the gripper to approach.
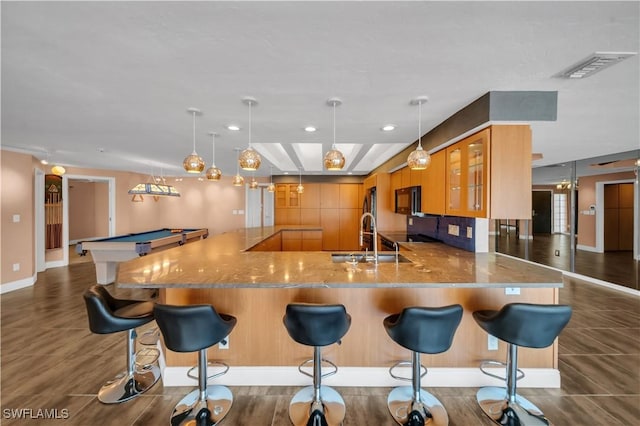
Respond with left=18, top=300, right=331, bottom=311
left=12, top=214, right=20, bottom=223
left=505, top=287, right=521, bottom=295
left=219, top=336, right=229, bottom=350
left=408, top=218, right=413, bottom=226
left=466, top=226, right=473, bottom=238
left=448, top=224, right=460, bottom=236
left=12, top=263, right=20, bottom=272
left=488, top=334, right=499, bottom=351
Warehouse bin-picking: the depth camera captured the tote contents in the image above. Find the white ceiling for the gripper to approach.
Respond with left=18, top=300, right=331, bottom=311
left=2, top=1, right=638, bottom=182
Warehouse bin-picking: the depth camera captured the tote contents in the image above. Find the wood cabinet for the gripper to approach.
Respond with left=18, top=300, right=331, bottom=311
left=446, top=129, right=489, bottom=217
left=420, top=149, right=446, bottom=215
left=444, top=125, right=531, bottom=219
left=275, top=184, right=301, bottom=208
left=274, top=182, right=363, bottom=251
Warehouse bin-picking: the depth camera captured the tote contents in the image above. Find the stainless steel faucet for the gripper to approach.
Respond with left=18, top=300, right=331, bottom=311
left=359, top=212, right=378, bottom=265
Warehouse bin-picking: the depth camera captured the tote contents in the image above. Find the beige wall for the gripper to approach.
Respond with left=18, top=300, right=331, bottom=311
left=69, top=181, right=110, bottom=241
left=1, top=149, right=259, bottom=288
left=1, top=151, right=35, bottom=285
left=577, top=171, right=635, bottom=248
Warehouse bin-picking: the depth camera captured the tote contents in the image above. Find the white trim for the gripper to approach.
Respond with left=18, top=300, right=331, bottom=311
left=34, top=169, right=46, bottom=272
left=160, top=366, right=560, bottom=388
left=563, top=271, right=640, bottom=296
left=45, top=260, right=65, bottom=269
left=475, top=218, right=489, bottom=253
left=0, top=273, right=37, bottom=294
left=576, top=244, right=599, bottom=253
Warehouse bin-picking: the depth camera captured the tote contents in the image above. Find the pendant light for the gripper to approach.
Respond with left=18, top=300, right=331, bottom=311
left=323, top=98, right=345, bottom=171
left=183, top=107, right=205, bottom=173
left=267, top=166, right=276, bottom=192
left=205, top=132, right=222, bottom=181
left=238, top=96, right=262, bottom=171
left=232, top=148, right=245, bottom=186
left=407, top=96, right=431, bottom=170
left=296, top=167, right=304, bottom=194
left=249, top=175, right=259, bottom=190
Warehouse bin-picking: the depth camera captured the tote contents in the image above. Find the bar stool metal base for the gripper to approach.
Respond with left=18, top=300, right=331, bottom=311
left=170, top=385, right=233, bottom=426
left=289, top=385, right=345, bottom=426
left=387, top=386, right=448, bottom=426
left=98, top=364, right=161, bottom=404
left=477, top=387, right=551, bottom=426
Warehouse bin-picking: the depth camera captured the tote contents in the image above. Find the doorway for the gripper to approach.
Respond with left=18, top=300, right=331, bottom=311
left=532, top=190, right=552, bottom=234
left=246, top=186, right=274, bottom=228
left=604, top=183, right=634, bottom=251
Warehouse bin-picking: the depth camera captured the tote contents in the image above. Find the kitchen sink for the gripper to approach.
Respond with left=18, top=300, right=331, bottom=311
left=331, top=253, right=412, bottom=264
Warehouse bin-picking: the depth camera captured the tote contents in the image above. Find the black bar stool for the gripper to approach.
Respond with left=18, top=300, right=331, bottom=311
left=384, top=305, right=463, bottom=426
left=473, top=303, right=572, bottom=426
left=154, top=304, right=237, bottom=426
left=283, top=303, right=351, bottom=426
left=83, top=285, right=161, bottom=404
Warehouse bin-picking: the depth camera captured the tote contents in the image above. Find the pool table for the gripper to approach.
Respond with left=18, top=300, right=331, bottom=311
left=76, top=228, right=208, bottom=284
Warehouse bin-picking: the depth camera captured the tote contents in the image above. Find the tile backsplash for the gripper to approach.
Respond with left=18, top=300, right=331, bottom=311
left=407, top=215, right=476, bottom=251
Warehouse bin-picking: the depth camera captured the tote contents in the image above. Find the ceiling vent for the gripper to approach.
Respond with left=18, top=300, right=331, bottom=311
left=558, top=52, right=636, bottom=79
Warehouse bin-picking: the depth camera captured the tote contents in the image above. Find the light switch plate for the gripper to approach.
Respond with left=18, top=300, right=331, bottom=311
left=505, top=287, right=521, bottom=295
left=12, top=214, right=20, bottom=223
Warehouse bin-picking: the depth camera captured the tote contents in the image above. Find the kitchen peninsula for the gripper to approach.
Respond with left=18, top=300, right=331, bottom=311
left=117, top=226, right=563, bottom=388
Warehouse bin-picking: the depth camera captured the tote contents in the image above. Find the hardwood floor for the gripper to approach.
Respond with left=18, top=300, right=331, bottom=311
left=1, top=262, right=638, bottom=425
left=494, top=231, right=639, bottom=290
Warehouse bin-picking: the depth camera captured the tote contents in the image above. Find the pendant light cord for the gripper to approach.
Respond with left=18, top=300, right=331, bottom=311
left=249, top=101, right=252, bottom=148
left=211, top=134, right=216, bottom=165
left=192, top=111, right=197, bottom=154
left=332, top=101, right=336, bottom=149
left=418, top=100, right=422, bottom=149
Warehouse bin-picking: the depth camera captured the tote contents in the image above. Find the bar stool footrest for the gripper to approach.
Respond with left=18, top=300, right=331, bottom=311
left=479, top=359, right=525, bottom=382
left=297, top=358, right=338, bottom=380
left=187, top=360, right=229, bottom=381
left=388, top=360, right=427, bottom=382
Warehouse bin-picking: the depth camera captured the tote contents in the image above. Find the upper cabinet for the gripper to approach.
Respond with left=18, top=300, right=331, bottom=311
left=275, top=184, right=300, bottom=208
left=444, top=125, right=531, bottom=219
left=446, top=129, right=489, bottom=217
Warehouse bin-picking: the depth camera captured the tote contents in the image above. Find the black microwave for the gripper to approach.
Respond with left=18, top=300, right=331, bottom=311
left=395, top=186, right=421, bottom=215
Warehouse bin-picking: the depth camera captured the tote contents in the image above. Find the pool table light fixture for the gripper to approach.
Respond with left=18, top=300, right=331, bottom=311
left=128, top=182, right=180, bottom=202
left=183, top=107, right=205, bottom=174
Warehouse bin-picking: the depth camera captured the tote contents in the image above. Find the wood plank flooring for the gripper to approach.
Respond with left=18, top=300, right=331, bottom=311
left=1, top=262, right=638, bottom=425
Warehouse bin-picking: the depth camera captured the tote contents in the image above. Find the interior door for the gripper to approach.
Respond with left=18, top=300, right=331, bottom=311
left=532, top=191, right=552, bottom=234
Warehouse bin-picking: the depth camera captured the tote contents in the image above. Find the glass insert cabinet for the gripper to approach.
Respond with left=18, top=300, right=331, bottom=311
left=446, top=129, right=489, bottom=217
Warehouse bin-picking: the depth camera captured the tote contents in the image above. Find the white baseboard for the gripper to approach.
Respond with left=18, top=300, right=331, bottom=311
left=563, top=271, right=640, bottom=297
left=0, top=273, right=37, bottom=294
left=45, top=260, right=65, bottom=268
left=576, top=244, right=600, bottom=253
left=160, top=365, right=560, bottom=388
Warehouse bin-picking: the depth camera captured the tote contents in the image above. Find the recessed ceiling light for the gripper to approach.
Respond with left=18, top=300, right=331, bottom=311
left=381, top=124, right=396, bottom=131
left=227, top=125, right=240, bottom=131
left=304, top=126, right=317, bottom=132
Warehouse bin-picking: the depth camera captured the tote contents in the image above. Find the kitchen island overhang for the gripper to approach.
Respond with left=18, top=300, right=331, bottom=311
left=117, top=226, right=563, bottom=388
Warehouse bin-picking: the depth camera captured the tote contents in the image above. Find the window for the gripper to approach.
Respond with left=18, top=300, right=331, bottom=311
left=553, top=193, right=567, bottom=234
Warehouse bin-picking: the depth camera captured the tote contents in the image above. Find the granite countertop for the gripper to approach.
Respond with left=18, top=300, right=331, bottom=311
left=116, top=226, right=562, bottom=289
